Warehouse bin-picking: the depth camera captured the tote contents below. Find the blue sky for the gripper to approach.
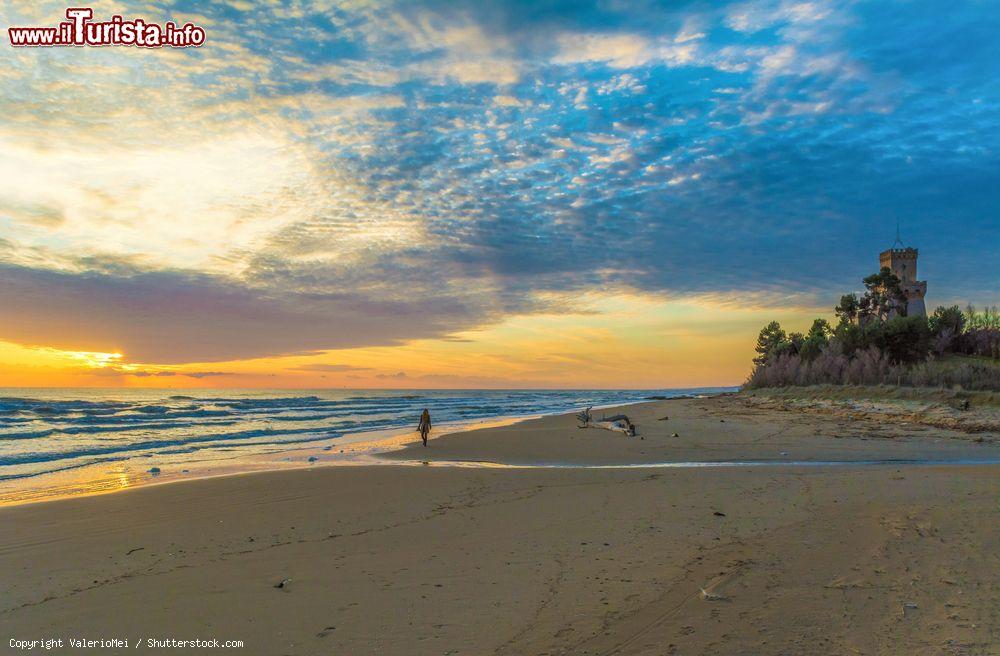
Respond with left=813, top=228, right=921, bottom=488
left=0, top=0, right=997, bottom=379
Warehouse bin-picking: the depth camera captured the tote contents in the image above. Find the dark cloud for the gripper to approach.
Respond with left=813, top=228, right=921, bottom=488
left=0, top=264, right=505, bottom=363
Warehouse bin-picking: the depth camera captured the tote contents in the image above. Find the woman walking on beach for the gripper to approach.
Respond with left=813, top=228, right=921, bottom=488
left=418, top=409, right=432, bottom=447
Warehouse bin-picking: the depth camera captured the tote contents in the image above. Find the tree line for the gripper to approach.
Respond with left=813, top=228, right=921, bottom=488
left=746, top=267, right=1000, bottom=390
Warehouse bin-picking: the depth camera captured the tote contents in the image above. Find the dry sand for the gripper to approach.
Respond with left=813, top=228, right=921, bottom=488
left=383, top=393, right=998, bottom=465
left=2, top=395, right=998, bottom=655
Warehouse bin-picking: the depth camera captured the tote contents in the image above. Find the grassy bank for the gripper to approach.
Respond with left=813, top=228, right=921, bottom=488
left=740, top=384, right=1000, bottom=436
left=742, top=382, right=999, bottom=407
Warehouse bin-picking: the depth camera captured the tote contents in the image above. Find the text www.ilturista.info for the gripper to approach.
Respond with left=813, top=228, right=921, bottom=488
left=8, top=8, right=206, bottom=48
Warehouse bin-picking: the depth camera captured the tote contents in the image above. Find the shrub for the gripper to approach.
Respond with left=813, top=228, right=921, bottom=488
left=744, top=349, right=1000, bottom=391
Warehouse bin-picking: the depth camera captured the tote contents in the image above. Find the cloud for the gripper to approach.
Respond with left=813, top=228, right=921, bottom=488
left=553, top=33, right=655, bottom=68
left=376, top=371, right=408, bottom=379
left=127, top=370, right=233, bottom=378
left=0, top=199, right=64, bottom=228
left=552, top=33, right=699, bottom=69
left=493, top=94, right=524, bottom=107
left=289, top=363, right=372, bottom=372
left=0, top=263, right=512, bottom=363
left=0, top=130, right=331, bottom=273
left=417, top=58, right=522, bottom=85
left=726, top=1, right=832, bottom=33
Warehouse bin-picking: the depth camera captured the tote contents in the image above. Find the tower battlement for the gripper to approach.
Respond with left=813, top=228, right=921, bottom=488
left=880, top=247, right=919, bottom=282
left=880, top=247, right=918, bottom=257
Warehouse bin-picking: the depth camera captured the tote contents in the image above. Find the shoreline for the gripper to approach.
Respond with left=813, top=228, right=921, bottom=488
left=1, top=394, right=713, bottom=508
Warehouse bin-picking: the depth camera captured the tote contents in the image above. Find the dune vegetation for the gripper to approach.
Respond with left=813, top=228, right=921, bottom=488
left=745, top=267, right=1000, bottom=392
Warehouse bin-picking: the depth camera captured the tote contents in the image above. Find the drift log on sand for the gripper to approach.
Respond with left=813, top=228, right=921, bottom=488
left=576, top=407, right=637, bottom=437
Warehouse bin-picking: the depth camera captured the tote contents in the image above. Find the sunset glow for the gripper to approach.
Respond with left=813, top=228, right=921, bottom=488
left=0, top=293, right=824, bottom=388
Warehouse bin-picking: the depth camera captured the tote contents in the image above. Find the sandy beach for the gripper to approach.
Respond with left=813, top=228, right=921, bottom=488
left=2, top=394, right=998, bottom=655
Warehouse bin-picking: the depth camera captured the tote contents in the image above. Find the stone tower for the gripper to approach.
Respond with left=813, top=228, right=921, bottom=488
left=878, top=246, right=927, bottom=317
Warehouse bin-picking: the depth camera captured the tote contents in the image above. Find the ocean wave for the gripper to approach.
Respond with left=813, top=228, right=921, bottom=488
left=0, top=419, right=241, bottom=440
left=0, top=425, right=343, bottom=467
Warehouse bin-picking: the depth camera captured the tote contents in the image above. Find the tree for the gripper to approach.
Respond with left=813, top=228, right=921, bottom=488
left=878, top=315, right=931, bottom=364
left=788, top=332, right=805, bottom=355
left=930, top=305, right=965, bottom=336
left=753, top=321, right=787, bottom=366
left=832, top=320, right=864, bottom=356
left=834, top=294, right=860, bottom=325
left=860, top=267, right=908, bottom=322
left=800, top=318, right=832, bottom=361
left=808, top=318, right=832, bottom=339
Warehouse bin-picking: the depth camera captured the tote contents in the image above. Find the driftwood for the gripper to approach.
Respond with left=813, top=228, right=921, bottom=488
left=576, top=407, right=637, bottom=437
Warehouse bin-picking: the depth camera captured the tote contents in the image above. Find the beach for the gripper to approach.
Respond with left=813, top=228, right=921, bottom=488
left=2, top=394, right=998, bottom=655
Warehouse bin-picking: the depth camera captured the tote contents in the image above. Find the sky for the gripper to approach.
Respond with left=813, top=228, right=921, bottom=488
left=0, top=0, right=997, bottom=389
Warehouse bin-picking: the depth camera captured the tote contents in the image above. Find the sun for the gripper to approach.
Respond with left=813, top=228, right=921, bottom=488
left=52, top=349, right=135, bottom=370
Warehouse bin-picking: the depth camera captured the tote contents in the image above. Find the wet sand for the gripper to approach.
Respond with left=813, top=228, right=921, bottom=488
left=2, top=395, right=997, bottom=655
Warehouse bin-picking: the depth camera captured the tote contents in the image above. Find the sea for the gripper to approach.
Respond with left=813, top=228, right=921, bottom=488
left=0, top=387, right=733, bottom=504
